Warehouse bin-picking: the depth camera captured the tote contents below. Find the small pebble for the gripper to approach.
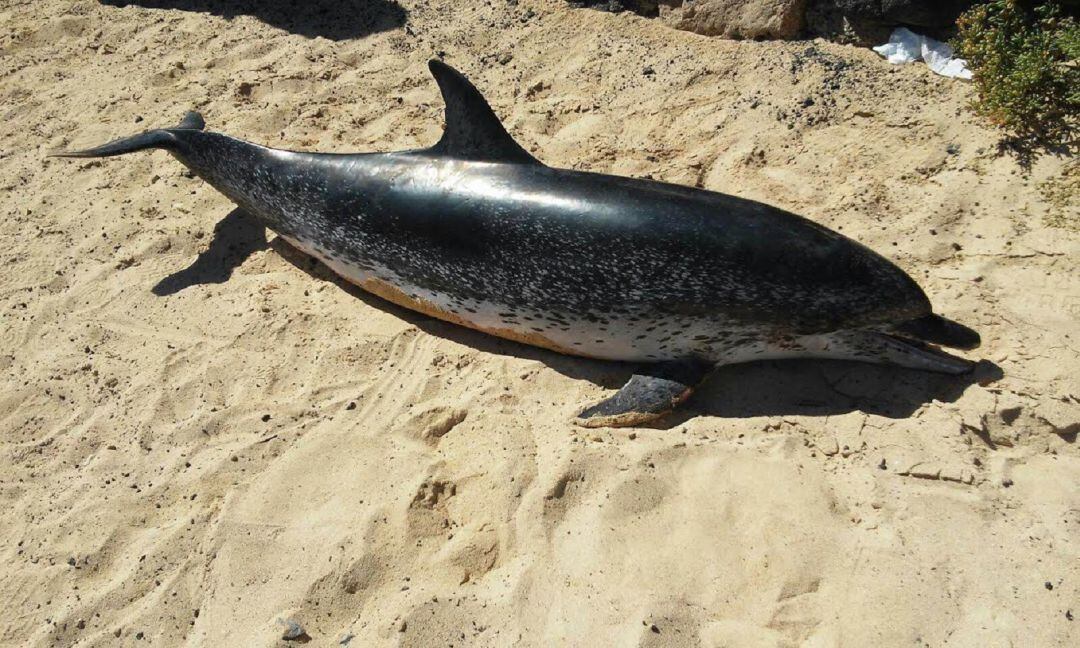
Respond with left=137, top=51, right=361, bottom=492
left=281, top=619, right=308, bottom=641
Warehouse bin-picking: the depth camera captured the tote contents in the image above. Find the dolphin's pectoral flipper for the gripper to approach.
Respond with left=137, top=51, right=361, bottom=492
left=425, top=59, right=540, bottom=165
left=575, top=360, right=713, bottom=428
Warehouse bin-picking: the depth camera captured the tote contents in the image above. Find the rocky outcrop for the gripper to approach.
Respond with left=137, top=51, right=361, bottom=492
left=569, top=1, right=979, bottom=44
left=664, top=0, right=807, bottom=40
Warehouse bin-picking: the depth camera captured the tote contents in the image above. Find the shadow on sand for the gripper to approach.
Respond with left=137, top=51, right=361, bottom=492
left=100, top=0, right=407, bottom=41
left=152, top=208, right=268, bottom=296
left=156, top=210, right=1001, bottom=427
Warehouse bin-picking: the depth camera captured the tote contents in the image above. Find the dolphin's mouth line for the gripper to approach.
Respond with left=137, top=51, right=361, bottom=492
left=884, top=332, right=945, bottom=351
left=880, top=332, right=975, bottom=374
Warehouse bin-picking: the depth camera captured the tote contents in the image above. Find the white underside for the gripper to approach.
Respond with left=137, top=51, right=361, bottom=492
left=279, top=234, right=967, bottom=373
left=280, top=234, right=730, bottom=362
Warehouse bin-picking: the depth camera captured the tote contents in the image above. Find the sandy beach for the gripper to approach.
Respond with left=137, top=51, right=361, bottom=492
left=1, top=0, right=1078, bottom=645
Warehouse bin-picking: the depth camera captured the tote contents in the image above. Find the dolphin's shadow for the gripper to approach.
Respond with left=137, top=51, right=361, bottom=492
left=152, top=208, right=268, bottom=296
left=666, top=358, right=1000, bottom=427
left=264, top=236, right=999, bottom=425
left=99, top=0, right=407, bottom=41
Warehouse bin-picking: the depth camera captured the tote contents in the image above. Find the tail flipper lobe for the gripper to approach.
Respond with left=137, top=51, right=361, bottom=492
left=48, top=111, right=205, bottom=159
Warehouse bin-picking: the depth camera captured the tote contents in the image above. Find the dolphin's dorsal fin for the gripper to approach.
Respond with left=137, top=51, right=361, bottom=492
left=426, top=60, right=540, bottom=165
left=176, top=111, right=205, bottom=131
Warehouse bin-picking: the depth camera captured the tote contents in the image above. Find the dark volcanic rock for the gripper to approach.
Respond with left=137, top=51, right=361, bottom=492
left=807, top=1, right=977, bottom=44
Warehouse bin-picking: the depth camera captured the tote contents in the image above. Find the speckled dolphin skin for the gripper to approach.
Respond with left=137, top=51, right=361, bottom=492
left=52, top=60, right=981, bottom=427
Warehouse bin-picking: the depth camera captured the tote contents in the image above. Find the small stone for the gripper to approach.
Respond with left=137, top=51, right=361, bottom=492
left=338, top=632, right=354, bottom=645
left=908, top=463, right=941, bottom=480
left=1002, top=478, right=1014, bottom=488
left=77, top=619, right=85, bottom=630
left=261, top=414, right=271, bottom=422
left=818, top=437, right=839, bottom=456
left=281, top=619, right=309, bottom=642
left=114, top=628, right=122, bottom=638
left=1045, top=581, right=1053, bottom=590
left=346, top=401, right=357, bottom=410
left=877, top=458, right=887, bottom=470
left=642, top=66, right=655, bottom=76
left=940, top=466, right=965, bottom=483
left=398, top=620, right=407, bottom=632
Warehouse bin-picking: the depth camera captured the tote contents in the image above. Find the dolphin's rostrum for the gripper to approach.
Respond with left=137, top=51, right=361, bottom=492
left=53, top=60, right=981, bottom=427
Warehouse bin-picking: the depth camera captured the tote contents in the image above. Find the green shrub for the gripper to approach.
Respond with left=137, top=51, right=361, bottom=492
left=955, top=1, right=1079, bottom=148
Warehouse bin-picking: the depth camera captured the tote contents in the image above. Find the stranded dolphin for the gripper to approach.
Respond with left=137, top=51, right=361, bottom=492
left=52, top=60, right=981, bottom=427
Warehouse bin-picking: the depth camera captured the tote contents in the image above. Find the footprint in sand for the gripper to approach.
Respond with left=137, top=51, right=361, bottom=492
left=394, top=404, right=468, bottom=447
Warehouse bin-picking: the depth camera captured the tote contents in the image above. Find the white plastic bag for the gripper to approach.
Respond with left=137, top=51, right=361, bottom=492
left=873, top=27, right=973, bottom=80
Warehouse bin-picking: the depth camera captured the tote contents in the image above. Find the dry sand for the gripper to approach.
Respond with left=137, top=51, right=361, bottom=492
left=1, top=0, right=1078, bottom=646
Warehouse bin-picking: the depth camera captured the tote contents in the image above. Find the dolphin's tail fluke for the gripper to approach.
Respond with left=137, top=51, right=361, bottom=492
left=893, top=313, right=981, bottom=350
left=48, top=130, right=178, bottom=158
left=48, top=111, right=205, bottom=159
